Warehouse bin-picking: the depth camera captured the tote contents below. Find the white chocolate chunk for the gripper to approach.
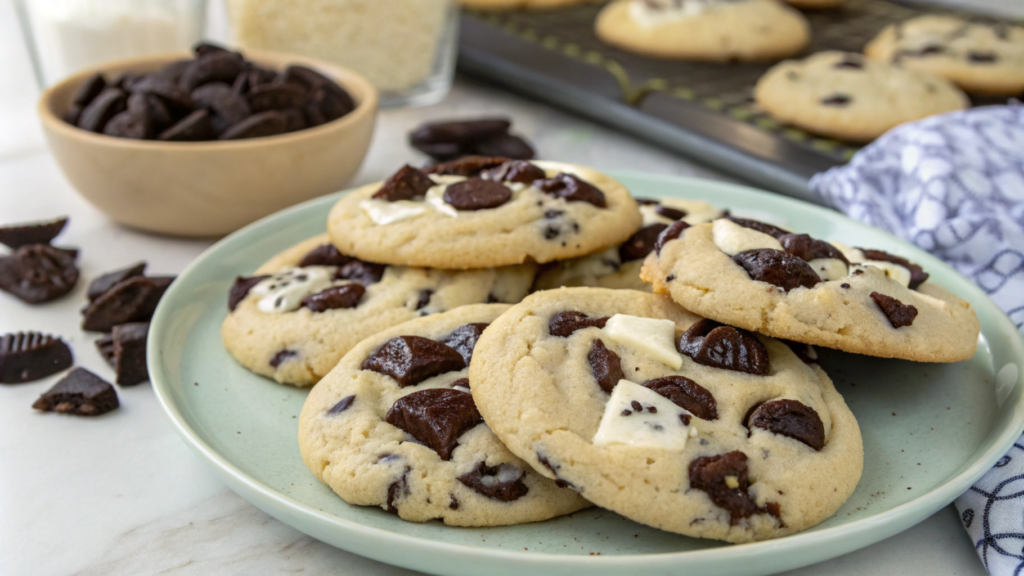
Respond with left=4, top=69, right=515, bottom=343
left=712, top=218, right=783, bottom=256
left=830, top=242, right=864, bottom=264
left=641, top=198, right=724, bottom=227
left=864, top=261, right=912, bottom=287
left=602, top=314, right=682, bottom=369
left=592, top=380, right=693, bottom=450
left=425, top=185, right=458, bottom=217
left=428, top=174, right=466, bottom=186
left=629, top=0, right=720, bottom=27
left=724, top=475, right=740, bottom=489
left=360, top=199, right=428, bottom=225
left=808, top=258, right=848, bottom=281
left=251, top=266, right=335, bottom=313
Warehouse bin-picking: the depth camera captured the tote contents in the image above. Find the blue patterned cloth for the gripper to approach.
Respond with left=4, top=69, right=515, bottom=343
left=810, top=104, right=1024, bottom=575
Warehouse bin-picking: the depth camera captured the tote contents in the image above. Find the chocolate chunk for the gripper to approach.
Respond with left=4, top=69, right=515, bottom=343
left=821, top=94, right=852, bottom=107
left=103, top=109, right=154, bottom=140
left=32, top=368, right=119, bottom=416
left=269, top=350, right=295, bottom=368
left=193, top=42, right=230, bottom=57
left=449, top=495, right=459, bottom=509
left=281, top=108, right=306, bottom=132
left=96, top=333, right=115, bottom=366
left=304, top=87, right=353, bottom=124
left=480, top=160, right=546, bottom=184
left=386, top=467, right=410, bottom=513
left=443, top=179, right=511, bottom=211
left=458, top=462, right=530, bottom=501
left=536, top=452, right=574, bottom=489
left=779, top=234, right=848, bottom=264
left=0, top=217, right=68, bottom=249
left=179, top=51, right=245, bottom=91
left=328, top=394, right=356, bottom=415
left=64, top=105, right=84, bottom=126
left=870, top=292, right=918, bottom=328
left=689, top=451, right=776, bottom=525
left=228, top=275, right=269, bottom=311
left=77, top=88, right=127, bottom=133
left=635, top=198, right=659, bottom=205
left=728, top=217, right=788, bottom=239
left=135, top=93, right=173, bottom=129
left=642, top=376, right=717, bottom=420
left=451, top=378, right=470, bottom=389
left=191, top=82, right=251, bottom=125
left=153, top=59, right=192, bottom=85
left=73, top=74, right=107, bottom=107
left=112, top=322, right=149, bottom=386
left=0, top=245, right=79, bottom=304
left=588, top=339, right=624, bottom=393
left=441, top=323, right=489, bottom=365
left=302, top=284, right=365, bottom=312
left=248, top=83, right=307, bottom=113
left=158, top=109, right=216, bottom=142
left=747, top=399, right=825, bottom=450
left=282, top=65, right=352, bottom=103
left=410, top=119, right=511, bottom=159
left=385, top=388, right=482, bottom=460
left=677, top=319, right=770, bottom=376
left=655, top=221, right=690, bottom=255
left=782, top=340, right=817, bottom=364
left=548, top=311, right=609, bottom=337
left=857, top=248, right=928, bottom=289
left=733, top=249, right=821, bottom=291
left=414, top=289, right=433, bottom=311
left=298, top=244, right=350, bottom=268
left=129, top=75, right=194, bottom=110
left=362, top=336, right=466, bottom=387
left=426, top=156, right=514, bottom=177
left=88, top=262, right=148, bottom=303
left=474, top=134, right=535, bottom=160
left=336, top=260, right=386, bottom=285
left=219, top=111, right=288, bottom=140
left=620, top=224, right=668, bottom=262
left=81, top=276, right=174, bottom=332
left=535, top=173, right=606, bottom=208
left=655, top=205, right=687, bottom=221
left=0, top=332, right=73, bottom=384
left=372, top=165, right=434, bottom=201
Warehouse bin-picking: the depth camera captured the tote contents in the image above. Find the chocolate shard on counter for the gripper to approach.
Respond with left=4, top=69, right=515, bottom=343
left=0, top=244, right=80, bottom=304
left=95, top=333, right=116, bottom=366
left=0, top=216, right=68, bottom=249
left=32, top=367, right=119, bottom=416
left=81, top=275, right=174, bottom=332
left=87, top=262, right=147, bottom=302
left=112, top=322, right=150, bottom=386
left=0, top=332, right=74, bottom=384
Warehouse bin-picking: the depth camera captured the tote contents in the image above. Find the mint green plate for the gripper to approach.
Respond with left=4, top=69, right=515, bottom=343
left=149, top=172, right=1024, bottom=576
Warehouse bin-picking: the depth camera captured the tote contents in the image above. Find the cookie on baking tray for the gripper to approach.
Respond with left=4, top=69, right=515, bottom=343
left=298, top=303, right=591, bottom=525
left=469, top=288, right=863, bottom=542
left=221, top=235, right=535, bottom=387
left=327, top=158, right=642, bottom=270
left=640, top=216, right=980, bottom=362
left=594, top=0, right=810, bottom=62
left=532, top=197, right=724, bottom=292
left=865, top=15, right=1024, bottom=97
left=754, top=51, right=969, bottom=142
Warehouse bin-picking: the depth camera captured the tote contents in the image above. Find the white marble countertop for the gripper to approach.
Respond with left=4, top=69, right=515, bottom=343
left=0, top=2, right=995, bottom=574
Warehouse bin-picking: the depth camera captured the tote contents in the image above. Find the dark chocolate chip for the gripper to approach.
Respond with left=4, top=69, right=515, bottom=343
left=536, top=452, right=574, bottom=489
left=634, top=198, right=658, bottom=205
left=31, top=368, right=119, bottom=416
left=0, top=244, right=79, bottom=304
left=72, top=74, right=107, bottom=107
left=77, top=88, right=127, bottom=133
left=449, top=495, right=459, bottom=509
left=857, top=248, right=929, bottom=289
left=727, top=217, right=788, bottom=239
left=820, top=94, right=852, bottom=107
left=373, top=165, right=434, bottom=201
left=96, top=333, right=116, bottom=366
left=336, top=260, right=386, bottom=285
left=302, top=284, right=365, bottom=312
left=451, top=378, right=470, bottom=389
left=129, top=75, right=194, bottom=110
left=779, top=234, right=848, bottom=264
left=0, top=332, right=73, bottom=384
left=620, top=224, right=669, bottom=262
left=248, top=83, right=307, bottom=113
left=102, top=109, right=154, bottom=140
left=385, top=388, right=482, bottom=460
left=677, top=319, right=770, bottom=376
left=458, top=462, right=530, bottom=501
left=81, top=275, right=174, bottom=332
left=64, top=105, right=84, bottom=126
left=655, top=221, right=690, bottom=255
left=112, top=322, right=149, bottom=386
left=870, top=292, right=918, bottom=328
left=747, top=399, right=825, bottom=450
left=473, top=134, right=535, bottom=160
left=298, top=244, right=351, bottom=268
left=782, top=340, right=817, bottom=364
left=0, top=216, right=68, bottom=249
left=443, top=179, right=512, bottom=211
left=228, top=275, right=269, bottom=311
left=548, top=311, right=609, bottom=337
left=733, top=249, right=821, bottom=291
left=689, top=451, right=777, bottom=525
left=269, top=350, right=296, bottom=368
left=386, top=467, right=410, bottom=513
left=179, top=51, right=245, bottom=91
left=191, top=82, right=251, bottom=126
left=642, top=375, right=717, bottom=420
left=193, top=42, right=230, bottom=57
left=362, top=336, right=466, bottom=387
left=655, top=205, right=687, bottom=221
left=426, top=156, right=513, bottom=177
left=328, top=394, right=356, bottom=415
left=441, top=323, right=490, bottom=365
left=588, top=339, right=624, bottom=393
left=535, top=173, right=606, bottom=208
left=219, top=111, right=288, bottom=140
left=410, top=119, right=511, bottom=160
left=158, top=109, right=216, bottom=141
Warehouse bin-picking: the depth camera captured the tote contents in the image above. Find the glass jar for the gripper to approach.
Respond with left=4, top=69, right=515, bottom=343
left=227, top=0, right=458, bottom=108
left=14, top=0, right=208, bottom=87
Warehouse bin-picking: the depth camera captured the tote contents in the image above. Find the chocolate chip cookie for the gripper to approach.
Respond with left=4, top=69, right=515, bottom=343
left=469, top=288, right=863, bottom=542
left=221, top=235, right=535, bottom=387
left=326, top=159, right=642, bottom=269
left=298, top=304, right=590, bottom=525
left=641, top=217, right=979, bottom=362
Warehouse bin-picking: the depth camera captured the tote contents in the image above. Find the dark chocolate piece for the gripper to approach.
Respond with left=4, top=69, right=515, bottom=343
left=821, top=94, right=852, bottom=107
left=385, top=388, right=482, bottom=460
left=77, top=88, right=127, bottom=133
left=0, top=244, right=79, bottom=304
left=219, top=111, right=288, bottom=140
left=362, top=336, right=466, bottom=387
left=655, top=205, right=687, bottom=221
left=269, top=350, right=295, bottom=368
left=410, top=119, right=511, bottom=160
left=248, top=83, right=307, bottom=113
left=654, top=221, right=690, bottom=255
left=642, top=376, right=717, bottom=420
left=415, top=289, right=433, bottom=311
left=732, top=249, right=821, bottom=292
left=535, top=173, right=606, bottom=208
left=72, top=74, right=107, bottom=107
left=81, top=276, right=174, bottom=332
left=548, top=311, right=609, bottom=337
left=228, top=275, right=269, bottom=311
left=441, top=323, right=490, bottom=365
left=386, top=467, right=410, bottom=513
left=0, top=332, right=73, bottom=384
left=619, top=224, right=669, bottom=262
left=87, top=262, right=147, bottom=302
left=372, top=165, right=434, bottom=201
left=0, top=217, right=68, bottom=249
left=747, top=399, right=825, bottom=450
left=179, top=51, right=245, bottom=91
left=96, top=333, right=116, bottom=366
left=458, top=462, right=529, bottom=501
left=158, top=109, right=216, bottom=142
left=298, top=244, right=350, bottom=268
left=112, top=322, right=149, bottom=386
left=779, top=234, right=848, bottom=264
left=727, top=217, right=788, bottom=239
left=689, top=451, right=777, bottom=525
left=857, top=248, right=928, bottom=289
left=190, top=82, right=251, bottom=126
left=443, top=179, right=512, bottom=211
left=31, top=368, right=119, bottom=416
left=302, top=284, right=365, bottom=312
left=473, top=134, right=535, bottom=160
left=129, top=75, right=194, bottom=110
left=328, top=394, right=356, bottom=415
left=426, top=156, right=511, bottom=177
left=870, top=292, right=918, bottom=328
left=336, top=260, right=386, bottom=285
left=677, top=319, right=770, bottom=376
left=479, top=160, right=545, bottom=184
left=588, top=339, right=624, bottom=393
left=968, top=51, right=998, bottom=64
left=103, top=109, right=154, bottom=140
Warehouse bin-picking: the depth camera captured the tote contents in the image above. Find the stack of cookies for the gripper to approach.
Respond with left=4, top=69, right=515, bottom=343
left=221, top=155, right=980, bottom=542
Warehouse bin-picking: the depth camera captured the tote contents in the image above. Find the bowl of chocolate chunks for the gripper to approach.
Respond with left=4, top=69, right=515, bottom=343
left=38, top=43, right=378, bottom=237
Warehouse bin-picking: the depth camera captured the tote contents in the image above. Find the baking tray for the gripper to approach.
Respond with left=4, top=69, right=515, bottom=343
left=456, top=0, right=1006, bottom=204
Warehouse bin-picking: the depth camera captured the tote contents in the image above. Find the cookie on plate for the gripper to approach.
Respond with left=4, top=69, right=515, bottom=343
left=755, top=51, right=969, bottom=142
left=865, top=16, right=1024, bottom=97
left=222, top=235, right=535, bottom=387
left=533, top=197, right=724, bottom=292
left=460, top=0, right=598, bottom=9
left=781, top=0, right=844, bottom=9
left=595, top=0, right=810, bottom=62
left=469, top=288, right=863, bottom=542
left=327, top=158, right=642, bottom=270
left=641, top=217, right=980, bottom=362
left=298, top=303, right=591, bottom=525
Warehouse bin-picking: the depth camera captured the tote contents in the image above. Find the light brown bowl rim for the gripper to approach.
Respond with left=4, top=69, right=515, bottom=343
left=38, top=48, right=379, bottom=151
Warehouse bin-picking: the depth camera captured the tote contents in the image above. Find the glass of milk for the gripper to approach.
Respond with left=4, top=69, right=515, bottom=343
left=227, top=0, right=459, bottom=108
left=14, top=0, right=207, bottom=87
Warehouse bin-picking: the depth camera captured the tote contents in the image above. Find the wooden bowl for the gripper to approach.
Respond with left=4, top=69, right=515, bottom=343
left=38, top=49, right=378, bottom=237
